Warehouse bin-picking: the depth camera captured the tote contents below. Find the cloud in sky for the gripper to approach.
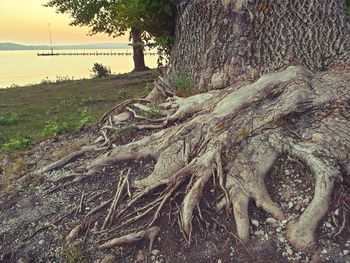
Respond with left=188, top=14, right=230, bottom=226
left=0, top=0, right=128, bottom=45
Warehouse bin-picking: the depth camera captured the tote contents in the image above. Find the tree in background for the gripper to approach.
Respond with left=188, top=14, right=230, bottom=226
left=45, top=0, right=174, bottom=71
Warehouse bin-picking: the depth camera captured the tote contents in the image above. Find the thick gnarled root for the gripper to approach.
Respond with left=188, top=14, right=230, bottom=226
left=286, top=145, right=341, bottom=250
left=181, top=144, right=225, bottom=237
left=220, top=135, right=285, bottom=242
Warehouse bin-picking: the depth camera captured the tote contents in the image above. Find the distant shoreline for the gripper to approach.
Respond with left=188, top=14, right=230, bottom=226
left=0, top=42, right=131, bottom=51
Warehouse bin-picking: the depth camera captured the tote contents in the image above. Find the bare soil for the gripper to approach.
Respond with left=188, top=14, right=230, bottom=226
left=0, top=123, right=349, bottom=263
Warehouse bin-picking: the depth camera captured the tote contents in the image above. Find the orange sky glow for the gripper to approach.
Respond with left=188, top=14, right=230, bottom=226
left=0, top=0, right=128, bottom=45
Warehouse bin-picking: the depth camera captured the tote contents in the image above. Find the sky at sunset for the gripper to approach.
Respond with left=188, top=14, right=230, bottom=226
left=0, top=0, right=128, bottom=45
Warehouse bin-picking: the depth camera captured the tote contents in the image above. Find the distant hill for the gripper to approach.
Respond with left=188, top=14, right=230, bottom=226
left=0, top=42, right=131, bottom=50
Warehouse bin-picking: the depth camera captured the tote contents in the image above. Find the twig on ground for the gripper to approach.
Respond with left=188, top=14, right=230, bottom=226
left=102, top=169, right=130, bottom=230
left=77, top=191, right=86, bottom=214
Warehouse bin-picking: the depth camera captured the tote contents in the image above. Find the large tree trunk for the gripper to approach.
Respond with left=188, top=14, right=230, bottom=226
left=131, top=27, right=148, bottom=72
left=41, top=0, right=350, bottom=256
left=167, top=0, right=349, bottom=91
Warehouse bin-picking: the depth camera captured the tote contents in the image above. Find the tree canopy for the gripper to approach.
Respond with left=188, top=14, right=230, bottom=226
left=45, top=0, right=175, bottom=50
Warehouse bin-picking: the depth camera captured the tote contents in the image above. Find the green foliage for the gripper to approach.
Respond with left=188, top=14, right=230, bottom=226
left=154, top=35, right=174, bottom=51
left=174, top=72, right=193, bottom=97
left=1, top=136, right=32, bottom=153
left=91, top=63, right=111, bottom=78
left=0, top=114, right=19, bottom=126
left=45, top=0, right=175, bottom=52
left=148, top=105, right=162, bottom=118
left=0, top=132, right=5, bottom=145
left=77, top=108, right=93, bottom=129
left=42, top=121, right=71, bottom=137
left=347, top=0, right=350, bottom=15
left=139, top=104, right=163, bottom=118
left=112, top=0, right=174, bottom=39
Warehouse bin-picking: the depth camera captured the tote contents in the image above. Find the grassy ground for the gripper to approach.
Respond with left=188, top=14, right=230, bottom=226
left=0, top=70, right=156, bottom=153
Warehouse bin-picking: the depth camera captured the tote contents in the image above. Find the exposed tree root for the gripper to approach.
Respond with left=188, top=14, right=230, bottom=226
left=42, top=66, right=350, bottom=251
left=38, top=145, right=104, bottom=174
left=97, top=226, right=160, bottom=251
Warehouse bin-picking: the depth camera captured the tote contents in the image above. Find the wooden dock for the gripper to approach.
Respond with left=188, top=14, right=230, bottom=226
left=37, top=51, right=157, bottom=56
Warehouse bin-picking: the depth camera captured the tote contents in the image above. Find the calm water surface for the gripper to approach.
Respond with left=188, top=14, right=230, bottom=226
left=0, top=49, right=157, bottom=88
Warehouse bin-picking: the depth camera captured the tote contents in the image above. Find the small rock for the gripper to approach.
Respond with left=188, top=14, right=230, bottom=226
left=217, top=260, right=222, bottom=263
left=285, top=170, right=291, bottom=175
left=279, top=237, right=286, bottom=243
left=286, top=247, right=293, bottom=255
left=303, top=197, right=310, bottom=204
left=136, top=250, right=146, bottom=262
left=39, top=239, right=45, bottom=245
left=151, top=249, right=160, bottom=256
left=294, top=255, right=302, bottom=261
left=334, top=209, right=340, bottom=216
left=288, top=202, right=294, bottom=209
left=321, top=248, right=327, bottom=254
left=251, top=219, right=259, bottom=227
left=281, top=220, right=288, bottom=225
left=343, top=250, right=350, bottom=256
left=266, top=218, right=277, bottom=225
left=325, top=222, right=332, bottom=228
left=276, top=227, right=281, bottom=232
left=294, top=203, right=302, bottom=211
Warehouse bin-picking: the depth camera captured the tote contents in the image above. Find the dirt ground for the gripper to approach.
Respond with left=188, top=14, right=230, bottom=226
left=1, top=123, right=349, bottom=263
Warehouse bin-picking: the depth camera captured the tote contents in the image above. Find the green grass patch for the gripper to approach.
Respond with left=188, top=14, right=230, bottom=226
left=2, top=136, right=32, bottom=153
left=0, top=114, right=20, bottom=126
left=0, top=71, right=156, bottom=153
left=174, top=71, right=194, bottom=97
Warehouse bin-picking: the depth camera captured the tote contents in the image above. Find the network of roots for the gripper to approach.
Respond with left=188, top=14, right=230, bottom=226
left=41, top=66, right=350, bottom=251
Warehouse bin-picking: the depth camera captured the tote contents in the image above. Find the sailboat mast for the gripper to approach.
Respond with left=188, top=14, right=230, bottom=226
left=48, top=23, right=53, bottom=55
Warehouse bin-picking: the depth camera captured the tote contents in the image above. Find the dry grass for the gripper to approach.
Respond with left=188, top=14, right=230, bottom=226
left=0, top=157, right=28, bottom=198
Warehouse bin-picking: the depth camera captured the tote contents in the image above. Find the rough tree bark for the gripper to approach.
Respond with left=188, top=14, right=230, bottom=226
left=41, top=0, right=350, bottom=253
left=167, top=0, right=349, bottom=91
left=131, top=27, right=148, bottom=72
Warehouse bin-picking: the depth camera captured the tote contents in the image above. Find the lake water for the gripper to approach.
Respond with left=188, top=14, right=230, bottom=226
left=0, top=49, right=158, bottom=88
